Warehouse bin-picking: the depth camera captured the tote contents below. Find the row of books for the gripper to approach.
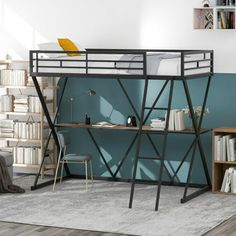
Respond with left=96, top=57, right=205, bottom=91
left=0, top=95, right=42, bottom=113
left=217, top=11, right=235, bottom=29
left=221, top=167, right=236, bottom=193
left=14, top=95, right=28, bottom=112
left=214, top=135, right=236, bottom=162
left=0, top=69, right=26, bottom=86
left=13, top=121, right=43, bottom=140
left=13, top=147, right=42, bottom=165
left=150, top=110, right=185, bottom=131
left=217, top=0, right=235, bottom=6
left=0, top=120, right=44, bottom=140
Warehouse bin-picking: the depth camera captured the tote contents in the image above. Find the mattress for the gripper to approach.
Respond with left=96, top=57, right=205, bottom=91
left=34, top=52, right=211, bottom=76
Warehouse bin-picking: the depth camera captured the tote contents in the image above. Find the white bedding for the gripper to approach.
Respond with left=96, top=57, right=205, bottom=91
left=34, top=53, right=211, bottom=76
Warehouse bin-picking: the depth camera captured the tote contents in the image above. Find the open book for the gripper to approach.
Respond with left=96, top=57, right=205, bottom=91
left=92, top=121, right=117, bottom=128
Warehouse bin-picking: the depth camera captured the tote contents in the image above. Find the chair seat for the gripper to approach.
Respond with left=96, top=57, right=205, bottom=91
left=62, top=154, right=91, bottom=161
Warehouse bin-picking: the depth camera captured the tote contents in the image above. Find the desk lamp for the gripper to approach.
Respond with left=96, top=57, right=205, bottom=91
left=67, top=89, right=96, bottom=121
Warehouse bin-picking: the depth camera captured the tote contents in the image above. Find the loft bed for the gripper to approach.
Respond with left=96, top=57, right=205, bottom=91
left=29, top=49, right=213, bottom=211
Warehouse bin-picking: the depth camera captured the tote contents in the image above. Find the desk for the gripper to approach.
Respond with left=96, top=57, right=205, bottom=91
left=57, top=122, right=209, bottom=134
left=56, top=122, right=210, bottom=183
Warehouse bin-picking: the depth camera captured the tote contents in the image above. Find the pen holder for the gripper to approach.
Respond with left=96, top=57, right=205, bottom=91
left=85, top=115, right=91, bottom=125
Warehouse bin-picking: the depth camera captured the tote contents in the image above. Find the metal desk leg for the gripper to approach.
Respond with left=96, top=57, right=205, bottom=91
left=86, top=128, right=115, bottom=179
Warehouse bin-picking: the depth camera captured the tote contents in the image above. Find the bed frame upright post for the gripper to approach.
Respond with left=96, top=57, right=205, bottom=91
left=31, top=77, right=70, bottom=190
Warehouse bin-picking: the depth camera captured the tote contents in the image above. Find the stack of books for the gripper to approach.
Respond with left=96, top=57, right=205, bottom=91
left=221, top=167, right=236, bottom=193
left=29, top=96, right=42, bottom=113
left=0, top=120, right=14, bottom=138
left=13, top=95, right=29, bottom=112
left=150, top=109, right=185, bottom=131
left=0, top=69, right=26, bottom=86
left=0, top=147, right=13, bottom=152
left=150, top=118, right=166, bottom=129
left=0, top=95, right=13, bottom=112
left=214, top=135, right=236, bottom=162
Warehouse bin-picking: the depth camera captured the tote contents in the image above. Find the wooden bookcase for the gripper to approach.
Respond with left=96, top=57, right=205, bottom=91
left=194, top=1, right=236, bottom=30
left=212, top=127, right=236, bottom=195
left=0, top=60, right=57, bottom=177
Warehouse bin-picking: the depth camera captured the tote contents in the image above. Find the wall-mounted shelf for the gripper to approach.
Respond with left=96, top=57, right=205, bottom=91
left=194, top=2, right=236, bottom=30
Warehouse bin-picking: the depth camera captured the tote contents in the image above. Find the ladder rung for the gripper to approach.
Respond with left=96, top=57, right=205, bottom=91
left=138, top=156, right=161, bottom=160
left=144, top=107, right=168, bottom=111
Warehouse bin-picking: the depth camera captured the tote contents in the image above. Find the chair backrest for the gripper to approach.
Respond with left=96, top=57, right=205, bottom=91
left=57, top=131, right=71, bottom=151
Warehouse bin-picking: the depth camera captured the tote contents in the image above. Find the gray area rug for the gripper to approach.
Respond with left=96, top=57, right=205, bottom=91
left=0, top=176, right=236, bottom=236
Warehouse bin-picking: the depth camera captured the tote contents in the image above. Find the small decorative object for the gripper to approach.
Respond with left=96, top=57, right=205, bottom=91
left=126, top=116, right=137, bottom=127
left=85, top=114, right=91, bottom=125
left=182, top=106, right=209, bottom=128
left=205, top=11, right=213, bottom=29
left=202, top=0, right=210, bottom=7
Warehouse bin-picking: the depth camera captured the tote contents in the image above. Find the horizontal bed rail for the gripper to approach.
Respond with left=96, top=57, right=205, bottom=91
left=29, top=49, right=213, bottom=79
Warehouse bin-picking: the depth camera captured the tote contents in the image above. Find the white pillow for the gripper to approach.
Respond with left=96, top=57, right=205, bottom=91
left=38, top=42, right=86, bottom=58
left=38, top=42, right=65, bottom=58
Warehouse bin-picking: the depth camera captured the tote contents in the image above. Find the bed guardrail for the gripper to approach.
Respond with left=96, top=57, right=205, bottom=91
left=29, top=50, right=147, bottom=78
left=181, top=50, right=213, bottom=78
left=29, top=49, right=213, bottom=79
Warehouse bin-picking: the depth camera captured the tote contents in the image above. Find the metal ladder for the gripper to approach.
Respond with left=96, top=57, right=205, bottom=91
left=128, top=79, right=174, bottom=211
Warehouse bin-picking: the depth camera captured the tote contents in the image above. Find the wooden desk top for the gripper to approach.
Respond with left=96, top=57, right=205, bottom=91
left=56, top=122, right=209, bottom=135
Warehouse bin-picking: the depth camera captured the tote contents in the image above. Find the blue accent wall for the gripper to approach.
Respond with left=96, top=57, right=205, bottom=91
left=57, top=73, right=236, bottom=184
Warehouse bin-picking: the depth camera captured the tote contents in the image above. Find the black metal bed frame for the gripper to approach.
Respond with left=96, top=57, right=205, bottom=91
left=29, top=49, right=213, bottom=211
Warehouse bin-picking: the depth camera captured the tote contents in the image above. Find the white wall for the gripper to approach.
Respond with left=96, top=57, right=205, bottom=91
left=0, top=0, right=235, bottom=73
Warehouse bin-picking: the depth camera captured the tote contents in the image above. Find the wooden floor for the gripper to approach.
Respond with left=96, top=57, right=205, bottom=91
left=1, top=215, right=236, bottom=236
left=204, top=214, right=236, bottom=236
left=0, top=221, right=136, bottom=236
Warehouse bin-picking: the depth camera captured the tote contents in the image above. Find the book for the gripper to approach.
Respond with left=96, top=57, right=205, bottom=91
left=221, top=136, right=226, bottom=161
left=225, top=135, right=232, bottom=161
left=150, top=118, right=166, bottom=129
left=221, top=167, right=235, bottom=192
left=220, top=11, right=227, bottom=29
left=214, top=135, right=221, bottom=161
left=221, top=168, right=229, bottom=192
left=231, top=171, right=236, bottom=193
left=174, top=110, right=185, bottom=131
left=229, top=138, right=236, bottom=161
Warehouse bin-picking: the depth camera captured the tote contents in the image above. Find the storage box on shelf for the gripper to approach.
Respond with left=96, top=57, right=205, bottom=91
left=0, top=59, right=57, bottom=177
left=194, top=1, right=236, bottom=30
left=212, top=127, right=236, bottom=195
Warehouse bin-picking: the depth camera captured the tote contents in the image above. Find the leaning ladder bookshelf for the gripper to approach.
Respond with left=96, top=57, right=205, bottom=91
left=0, top=60, right=57, bottom=177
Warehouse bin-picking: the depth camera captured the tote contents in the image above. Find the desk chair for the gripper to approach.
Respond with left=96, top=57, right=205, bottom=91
left=53, top=131, right=93, bottom=191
